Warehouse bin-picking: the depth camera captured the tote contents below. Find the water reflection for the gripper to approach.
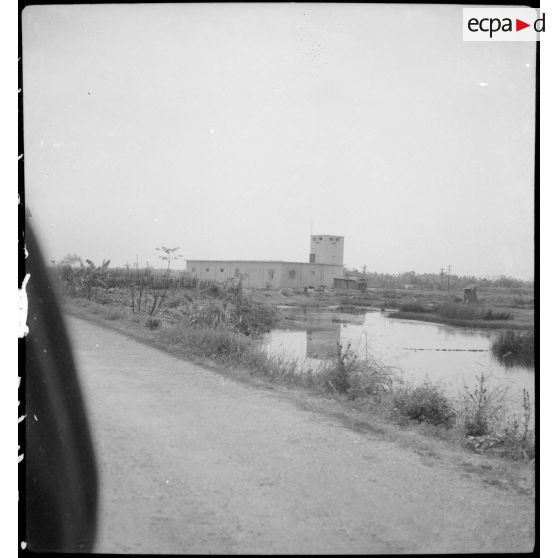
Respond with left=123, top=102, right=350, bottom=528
left=307, top=326, right=340, bottom=358
left=264, top=326, right=341, bottom=361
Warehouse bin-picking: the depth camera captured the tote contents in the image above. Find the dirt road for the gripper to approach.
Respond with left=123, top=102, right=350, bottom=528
left=67, top=316, right=535, bottom=554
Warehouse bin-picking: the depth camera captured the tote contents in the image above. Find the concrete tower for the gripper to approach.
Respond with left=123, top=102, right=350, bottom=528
left=309, top=235, right=344, bottom=265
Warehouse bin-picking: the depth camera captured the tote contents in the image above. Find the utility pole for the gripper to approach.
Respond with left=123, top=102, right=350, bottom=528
left=440, top=267, right=445, bottom=291
left=447, top=264, right=452, bottom=292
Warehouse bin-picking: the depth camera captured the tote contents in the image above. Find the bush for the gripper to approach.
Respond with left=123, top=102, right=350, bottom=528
left=233, top=296, right=278, bottom=335
left=458, top=372, right=508, bottom=437
left=480, top=308, right=512, bottom=321
left=321, top=343, right=355, bottom=394
left=392, top=380, right=456, bottom=427
left=463, top=389, right=534, bottom=460
left=319, top=343, right=393, bottom=399
left=491, top=330, right=534, bottom=368
left=145, top=317, right=161, bottom=330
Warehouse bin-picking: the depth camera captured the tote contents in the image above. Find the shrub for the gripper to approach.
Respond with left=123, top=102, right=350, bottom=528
left=345, top=360, right=394, bottom=401
left=206, top=284, right=223, bottom=297
left=145, top=317, right=161, bottom=330
left=491, top=330, right=534, bottom=368
left=319, top=343, right=394, bottom=399
left=392, top=380, right=456, bottom=427
left=480, top=308, right=512, bottom=321
left=232, top=296, right=278, bottom=335
left=321, top=343, right=355, bottom=394
left=464, top=389, right=534, bottom=460
left=458, top=372, right=508, bottom=437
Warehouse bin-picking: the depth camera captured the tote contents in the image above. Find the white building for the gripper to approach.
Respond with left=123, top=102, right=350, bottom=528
left=186, top=235, right=344, bottom=289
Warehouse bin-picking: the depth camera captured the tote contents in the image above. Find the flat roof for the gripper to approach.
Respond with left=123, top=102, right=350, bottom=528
left=187, top=260, right=342, bottom=266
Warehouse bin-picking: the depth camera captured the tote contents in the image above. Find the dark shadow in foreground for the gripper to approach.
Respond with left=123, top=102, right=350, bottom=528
left=26, top=224, right=98, bottom=552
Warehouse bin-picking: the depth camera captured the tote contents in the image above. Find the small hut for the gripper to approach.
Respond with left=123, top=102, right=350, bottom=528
left=333, top=277, right=367, bottom=291
left=463, top=285, right=478, bottom=303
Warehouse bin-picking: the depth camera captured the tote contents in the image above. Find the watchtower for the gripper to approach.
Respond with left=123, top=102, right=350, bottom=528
left=309, top=235, right=344, bottom=265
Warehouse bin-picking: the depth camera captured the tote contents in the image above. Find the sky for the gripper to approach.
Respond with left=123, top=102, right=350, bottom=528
left=22, top=3, right=536, bottom=279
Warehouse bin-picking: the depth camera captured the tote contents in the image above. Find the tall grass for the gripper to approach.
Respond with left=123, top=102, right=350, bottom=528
left=436, top=302, right=512, bottom=321
left=490, top=330, right=535, bottom=368
left=457, top=373, right=534, bottom=460
left=317, top=342, right=394, bottom=400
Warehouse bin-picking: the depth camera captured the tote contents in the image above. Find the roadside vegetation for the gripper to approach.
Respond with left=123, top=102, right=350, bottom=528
left=491, top=330, right=535, bottom=368
left=52, top=256, right=535, bottom=463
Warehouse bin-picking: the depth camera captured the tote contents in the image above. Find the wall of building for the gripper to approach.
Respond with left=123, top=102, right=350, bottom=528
left=186, top=260, right=342, bottom=289
left=309, top=235, right=344, bottom=265
left=279, top=262, right=342, bottom=288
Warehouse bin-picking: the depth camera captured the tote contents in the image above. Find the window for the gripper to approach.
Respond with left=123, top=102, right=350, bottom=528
left=318, top=236, right=322, bottom=240
left=289, top=270, right=296, bottom=279
left=191, top=267, right=196, bottom=272
left=220, top=268, right=224, bottom=273
left=234, top=268, right=240, bottom=277
left=268, top=269, right=275, bottom=280
left=205, top=268, right=209, bottom=272
left=310, top=270, right=316, bottom=276
left=309, top=253, right=316, bottom=263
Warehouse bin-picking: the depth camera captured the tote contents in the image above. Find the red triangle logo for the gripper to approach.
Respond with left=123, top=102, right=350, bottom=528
left=516, top=19, right=530, bottom=31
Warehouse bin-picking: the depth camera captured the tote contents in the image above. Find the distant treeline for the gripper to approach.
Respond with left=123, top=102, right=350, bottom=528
left=343, top=269, right=533, bottom=291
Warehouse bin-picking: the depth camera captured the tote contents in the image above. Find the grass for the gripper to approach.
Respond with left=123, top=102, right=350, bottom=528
left=64, top=293, right=535, bottom=463
left=388, top=301, right=521, bottom=330
left=398, top=302, right=433, bottom=313
left=491, top=330, right=535, bottom=368
left=163, top=323, right=255, bottom=360
left=457, top=373, right=534, bottom=460
left=436, top=302, right=512, bottom=321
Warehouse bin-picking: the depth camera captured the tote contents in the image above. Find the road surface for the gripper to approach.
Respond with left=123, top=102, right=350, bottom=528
left=67, top=315, right=535, bottom=554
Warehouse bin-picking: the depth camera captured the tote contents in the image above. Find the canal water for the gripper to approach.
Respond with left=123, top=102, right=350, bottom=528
left=264, top=308, right=534, bottom=413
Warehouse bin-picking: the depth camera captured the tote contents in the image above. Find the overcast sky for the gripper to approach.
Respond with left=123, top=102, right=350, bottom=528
left=23, top=3, right=535, bottom=279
